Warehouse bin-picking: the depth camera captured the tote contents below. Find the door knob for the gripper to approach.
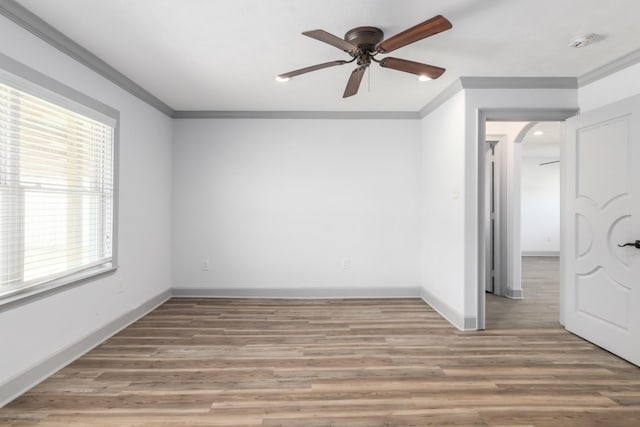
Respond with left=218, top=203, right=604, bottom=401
left=618, top=240, right=640, bottom=249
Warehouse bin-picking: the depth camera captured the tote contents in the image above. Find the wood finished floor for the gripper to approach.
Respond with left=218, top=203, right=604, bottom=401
left=486, top=256, right=561, bottom=329
left=2, top=257, right=639, bottom=426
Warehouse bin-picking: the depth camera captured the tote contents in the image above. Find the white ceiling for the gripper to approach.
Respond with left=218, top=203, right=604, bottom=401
left=521, top=122, right=561, bottom=158
left=15, top=0, right=640, bottom=111
left=487, top=121, right=561, bottom=158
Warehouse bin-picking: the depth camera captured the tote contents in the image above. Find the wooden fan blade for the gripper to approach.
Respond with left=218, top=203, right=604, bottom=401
left=379, top=57, right=445, bottom=79
left=278, top=60, right=348, bottom=79
left=343, top=67, right=366, bottom=98
left=377, top=15, right=452, bottom=53
left=303, top=30, right=358, bottom=54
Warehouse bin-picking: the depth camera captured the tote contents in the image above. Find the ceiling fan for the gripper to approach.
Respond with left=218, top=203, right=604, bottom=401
left=277, top=15, right=452, bottom=98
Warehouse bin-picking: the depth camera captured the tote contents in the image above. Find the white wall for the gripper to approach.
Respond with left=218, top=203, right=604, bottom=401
left=579, top=62, right=640, bottom=112
left=418, top=89, right=576, bottom=329
left=0, top=15, right=173, bottom=396
left=172, top=119, right=421, bottom=294
left=419, top=91, right=467, bottom=320
left=521, top=156, right=560, bottom=253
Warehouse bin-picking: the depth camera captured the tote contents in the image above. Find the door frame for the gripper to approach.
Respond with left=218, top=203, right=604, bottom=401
left=476, top=108, right=579, bottom=330
left=485, top=123, right=537, bottom=299
left=485, top=138, right=500, bottom=296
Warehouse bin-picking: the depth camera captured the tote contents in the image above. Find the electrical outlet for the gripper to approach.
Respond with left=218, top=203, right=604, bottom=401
left=201, top=260, right=209, bottom=271
left=117, top=278, right=124, bottom=294
left=342, top=257, right=351, bottom=270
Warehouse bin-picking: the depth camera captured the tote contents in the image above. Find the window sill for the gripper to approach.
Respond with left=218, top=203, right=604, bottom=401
left=0, top=265, right=118, bottom=312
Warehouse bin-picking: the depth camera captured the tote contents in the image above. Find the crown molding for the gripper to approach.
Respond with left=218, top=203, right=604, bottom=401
left=417, top=77, right=578, bottom=118
left=460, top=76, right=577, bottom=89
left=172, top=110, right=419, bottom=119
left=0, top=0, right=421, bottom=121
left=4, top=0, right=638, bottom=120
left=418, top=80, right=464, bottom=118
left=0, top=0, right=175, bottom=117
left=578, top=47, right=640, bottom=87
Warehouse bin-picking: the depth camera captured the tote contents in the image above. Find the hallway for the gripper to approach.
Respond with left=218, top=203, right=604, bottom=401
left=487, top=256, right=560, bottom=329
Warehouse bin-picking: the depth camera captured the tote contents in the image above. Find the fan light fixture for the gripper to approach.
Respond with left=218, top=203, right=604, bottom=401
left=276, top=15, right=452, bottom=98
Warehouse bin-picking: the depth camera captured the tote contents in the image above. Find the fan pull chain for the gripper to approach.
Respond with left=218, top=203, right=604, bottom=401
left=367, top=67, right=371, bottom=93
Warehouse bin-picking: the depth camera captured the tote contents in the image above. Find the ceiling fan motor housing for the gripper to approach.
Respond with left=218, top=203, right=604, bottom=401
left=344, top=27, right=384, bottom=52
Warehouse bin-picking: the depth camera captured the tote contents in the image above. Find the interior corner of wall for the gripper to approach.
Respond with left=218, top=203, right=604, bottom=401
left=420, top=286, right=474, bottom=331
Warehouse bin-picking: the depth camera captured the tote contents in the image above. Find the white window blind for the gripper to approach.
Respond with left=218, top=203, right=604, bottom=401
left=0, top=79, right=115, bottom=301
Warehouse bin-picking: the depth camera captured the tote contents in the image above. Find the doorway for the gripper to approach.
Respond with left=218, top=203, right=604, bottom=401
left=476, top=109, right=578, bottom=330
left=485, top=121, right=562, bottom=328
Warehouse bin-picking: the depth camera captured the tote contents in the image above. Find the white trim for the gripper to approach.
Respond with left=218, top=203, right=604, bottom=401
left=172, top=286, right=421, bottom=299
left=0, top=290, right=171, bottom=408
left=420, top=288, right=477, bottom=331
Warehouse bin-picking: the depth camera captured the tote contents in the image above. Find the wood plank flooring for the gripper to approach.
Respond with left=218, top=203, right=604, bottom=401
left=1, top=257, right=639, bottom=426
left=486, top=256, right=561, bottom=329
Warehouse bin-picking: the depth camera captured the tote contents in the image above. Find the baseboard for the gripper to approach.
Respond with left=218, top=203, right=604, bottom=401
left=0, top=289, right=171, bottom=408
left=521, top=251, right=560, bottom=257
left=420, top=288, right=477, bottom=331
left=172, top=286, right=422, bottom=299
left=504, top=288, right=524, bottom=299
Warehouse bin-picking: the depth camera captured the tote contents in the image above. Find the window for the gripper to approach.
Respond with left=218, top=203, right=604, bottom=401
left=0, top=69, right=117, bottom=304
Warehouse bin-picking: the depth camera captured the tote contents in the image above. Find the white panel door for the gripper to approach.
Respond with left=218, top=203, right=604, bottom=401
left=564, top=96, right=640, bottom=366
